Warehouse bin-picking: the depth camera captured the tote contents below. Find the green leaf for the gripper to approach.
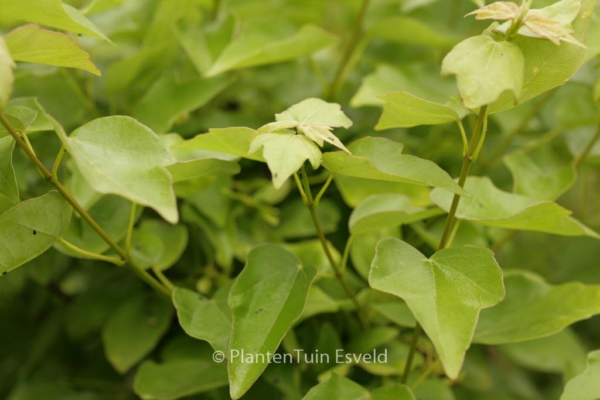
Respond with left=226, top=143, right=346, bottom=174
left=375, top=92, right=459, bottom=129
left=561, top=350, right=600, bottom=400
left=322, top=137, right=468, bottom=196
left=3, top=97, right=53, bottom=133
left=134, top=219, right=188, bottom=271
left=0, top=191, right=72, bottom=275
left=302, top=374, right=368, bottom=400
left=172, top=127, right=264, bottom=162
left=368, top=16, right=457, bottom=47
left=351, top=228, right=400, bottom=279
left=298, top=286, right=339, bottom=323
left=474, top=270, right=600, bottom=344
left=0, top=0, right=108, bottom=41
left=134, top=340, right=228, bottom=400
left=0, top=136, right=18, bottom=204
left=173, top=286, right=232, bottom=353
left=334, top=175, right=432, bottom=208
left=0, top=37, right=15, bottom=111
left=350, top=194, right=444, bottom=234
left=1, top=106, right=38, bottom=136
left=249, top=133, right=322, bottom=189
left=105, top=44, right=178, bottom=94
left=4, top=25, right=100, bottom=76
left=441, top=35, right=524, bottom=109
left=259, top=98, right=353, bottom=153
left=370, top=238, right=504, bottom=379
left=350, top=64, right=460, bottom=109
left=371, top=384, right=417, bottom=400
left=134, top=74, right=232, bottom=133
left=102, top=295, right=173, bottom=373
left=504, top=147, right=576, bottom=200
left=166, top=158, right=240, bottom=183
left=498, top=329, right=587, bottom=378
left=207, top=24, right=338, bottom=77
left=430, top=176, right=599, bottom=238
left=55, top=116, right=179, bottom=223
left=302, top=374, right=415, bottom=400
left=489, top=0, right=596, bottom=113
left=228, top=244, right=316, bottom=399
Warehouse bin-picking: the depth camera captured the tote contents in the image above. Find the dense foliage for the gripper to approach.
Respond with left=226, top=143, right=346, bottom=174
left=1, top=0, right=600, bottom=399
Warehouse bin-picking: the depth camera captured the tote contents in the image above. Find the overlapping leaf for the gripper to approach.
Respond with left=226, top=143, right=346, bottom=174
left=430, top=176, right=599, bottom=238
left=172, top=127, right=264, bottom=162
left=349, top=194, right=444, bottom=234
left=322, top=137, right=468, bottom=196
left=134, top=74, right=232, bottom=133
left=475, top=270, right=600, bottom=344
left=207, top=23, right=338, bottom=76
left=375, top=92, right=460, bottom=129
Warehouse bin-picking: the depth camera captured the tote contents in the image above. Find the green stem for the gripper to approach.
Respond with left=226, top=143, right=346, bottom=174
left=326, top=0, right=371, bottom=100
left=411, top=360, right=438, bottom=391
left=153, top=267, right=175, bottom=291
left=58, top=238, right=123, bottom=265
left=297, top=166, right=368, bottom=327
left=314, top=173, right=334, bottom=208
left=51, top=146, right=66, bottom=183
left=0, top=113, right=171, bottom=298
left=402, top=323, right=422, bottom=384
left=340, top=234, right=354, bottom=275
left=403, top=105, right=489, bottom=381
left=126, top=202, right=138, bottom=256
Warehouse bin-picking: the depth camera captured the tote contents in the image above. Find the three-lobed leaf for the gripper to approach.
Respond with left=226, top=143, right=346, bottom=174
left=442, top=35, right=525, bottom=109
left=228, top=244, right=316, bottom=399
left=370, top=238, right=504, bottom=379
